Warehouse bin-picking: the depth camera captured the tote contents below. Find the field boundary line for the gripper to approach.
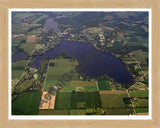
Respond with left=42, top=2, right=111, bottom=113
left=96, top=81, right=99, bottom=91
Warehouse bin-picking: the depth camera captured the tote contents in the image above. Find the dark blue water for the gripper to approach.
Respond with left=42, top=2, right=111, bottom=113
left=31, top=38, right=133, bottom=84
left=12, top=52, right=27, bottom=62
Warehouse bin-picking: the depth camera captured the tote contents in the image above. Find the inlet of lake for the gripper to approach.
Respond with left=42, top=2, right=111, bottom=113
left=31, top=38, right=134, bottom=85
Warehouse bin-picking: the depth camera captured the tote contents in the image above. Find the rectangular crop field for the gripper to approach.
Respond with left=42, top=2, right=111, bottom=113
left=70, top=91, right=85, bottom=109
left=98, top=80, right=111, bottom=90
left=39, top=91, right=55, bottom=109
left=129, top=90, right=148, bottom=98
left=12, top=59, right=28, bottom=79
left=100, top=93, right=129, bottom=109
left=20, top=43, right=35, bottom=55
left=12, top=92, right=41, bottom=115
left=104, top=108, right=131, bottom=115
left=47, top=59, right=78, bottom=79
left=135, top=108, right=148, bottom=113
left=85, top=91, right=101, bottom=108
left=38, top=110, right=69, bottom=115
left=70, top=81, right=97, bottom=87
left=44, top=59, right=78, bottom=91
left=70, top=109, right=86, bottom=115
left=54, top=92, right=71, bottom=110
left=132, top=99, right=148, bottom=108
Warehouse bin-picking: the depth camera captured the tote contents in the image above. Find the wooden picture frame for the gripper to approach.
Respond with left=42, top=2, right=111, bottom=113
left=0, top=0, right=160, bottom=127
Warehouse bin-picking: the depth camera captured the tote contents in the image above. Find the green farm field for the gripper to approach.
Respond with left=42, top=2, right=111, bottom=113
left=32, top=15, right=48, bottom=24
left=129, top=90, right=148, bottom=98
left=70, top=109, right=86, bottom=115
left=70, top=91, right=86, bottom=109
left=20, top=43, right=35, bottom=55
left=133, top=50, right=148, bottom=71
left=12, top=92, right=41, bottom=115
left=54, top=92, right=71, bottom=110
left=85, top=91, right=101, bottom=108
left=70, top=81, right=97, bottom=87
left=12, top=59, right=28, bottom=79
left=38, top=110, right=70, bottom=115
left=132, top=99, right=148, bottom=108
left=47, top=59, right=78, bottom=79
left=44, top=59, right=79, bottom=91
left=104, top=108, right=131, bottom=115
left=98, top=80, right=111, bottom=90
left=100, top=93, right=129, bottom=109
left=135, top=108, right=148, bottom=113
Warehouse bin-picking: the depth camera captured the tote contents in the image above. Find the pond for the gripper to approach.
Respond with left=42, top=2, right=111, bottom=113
left=31, top=37, right=134, bottom=85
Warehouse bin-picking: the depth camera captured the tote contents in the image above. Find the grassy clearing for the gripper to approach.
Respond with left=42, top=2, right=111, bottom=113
left=12, top=92, right=41, bottom=115
left=54, top=92, right=71, bottom=110
left=100, top=93, right=128, bottom=109
left=98, top=80, right=111, bottom=90
left=70, top=110, right=86, bottom=115
left=129, top=90, right=148, bottom=98
left=104, top=108, right=131, bottom=115
left=135, top=108, right=148, bottom=113
left=38, top=110, right=69, bottom=115
left=20, top=43, right=35, bottom=55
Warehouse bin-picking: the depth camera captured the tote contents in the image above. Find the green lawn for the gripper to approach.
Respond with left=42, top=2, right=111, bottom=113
left=12, top=92, right=41, bottom=115
left=100, top=93, right=128, bottom=109
left=54, top=92, right=71, bottom=110
left=98, top=80, right=111, bottom=90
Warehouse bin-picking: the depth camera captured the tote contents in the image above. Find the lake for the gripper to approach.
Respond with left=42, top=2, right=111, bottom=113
left=12, top=52, right=27, bottom=62
left=31, top=38, right=134, bottom=85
